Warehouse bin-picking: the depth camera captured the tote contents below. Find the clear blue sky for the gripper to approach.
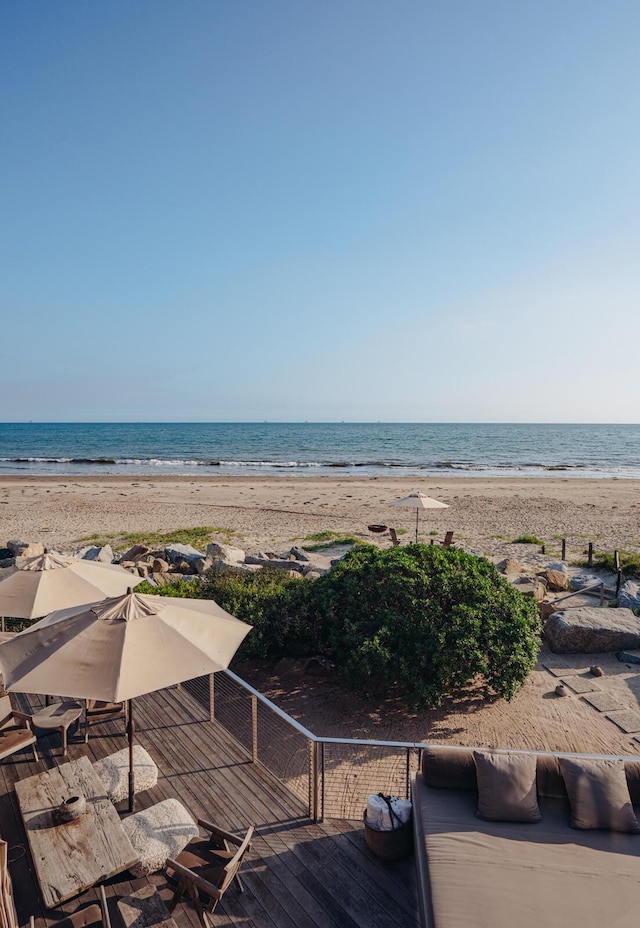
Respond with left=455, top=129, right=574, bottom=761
left=2, top=1, right=638, bottom=422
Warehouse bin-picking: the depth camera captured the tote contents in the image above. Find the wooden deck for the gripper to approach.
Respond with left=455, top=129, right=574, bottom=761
left=1, top=685, right=419, bottom=928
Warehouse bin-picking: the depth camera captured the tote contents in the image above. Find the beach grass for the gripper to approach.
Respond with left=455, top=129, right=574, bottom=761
left=575, top=549, right=640, bottom=580
left=512, top=534, right=544, bottom=545
left=299, top=530, right=364, bottom=552
left=77, top=525, right=238, bottom=551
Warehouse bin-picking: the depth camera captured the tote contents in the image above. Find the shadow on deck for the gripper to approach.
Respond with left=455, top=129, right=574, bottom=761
left=1, top=685, right=419, bottom=928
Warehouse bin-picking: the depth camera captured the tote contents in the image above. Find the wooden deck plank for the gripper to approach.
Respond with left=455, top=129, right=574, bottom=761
left=0, top=687, right=418, bottom=928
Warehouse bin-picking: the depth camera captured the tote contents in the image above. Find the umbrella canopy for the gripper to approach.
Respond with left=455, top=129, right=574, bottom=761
left=0, top=589, right=252, bottom=808
left=0, top=550, right=142, bottom=620
left=389, top=491, right=449, bottom=543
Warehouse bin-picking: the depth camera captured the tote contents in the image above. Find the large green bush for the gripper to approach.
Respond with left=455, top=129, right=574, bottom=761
left=309, top=544, right=541, bottom=708
left=138, top=543, right=541, bottom=707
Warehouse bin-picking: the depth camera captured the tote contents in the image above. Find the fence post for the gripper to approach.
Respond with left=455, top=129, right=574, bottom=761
left=561, top=539, right=566, bottom=561
left=405, top=748, right=411, bottom=800
left=308, top=739, right=319, bottom=822
left=251, top=695, right=258, bottom=763
left=616, top=569, right=623, bottom=597
left=209, top=673, right=215, bottom=723
left=320, top=741, right=325, bottom=823
left=588, top=543, right=593, bottom=567
left=600, top=582, right=604, bottom=607
left=613, top=550, right=620, bottom=572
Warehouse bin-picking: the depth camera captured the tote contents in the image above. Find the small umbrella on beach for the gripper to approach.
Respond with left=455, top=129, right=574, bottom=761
left=0, top=550, right=142, bottom=623
left=389, top=491, right=449, bottom=543
left=0, top=589, right=251, bottom=810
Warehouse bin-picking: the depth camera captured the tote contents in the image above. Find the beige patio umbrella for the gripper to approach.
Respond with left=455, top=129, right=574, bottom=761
left=389, top=491, right=449, bottom=543
left=0, top=550, right=142, bottom=623
left=0, top=589, right=252, bottom=810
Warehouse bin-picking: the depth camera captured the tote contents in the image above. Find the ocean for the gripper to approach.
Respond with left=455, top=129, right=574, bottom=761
left=0, top=422, right=638, bottom=479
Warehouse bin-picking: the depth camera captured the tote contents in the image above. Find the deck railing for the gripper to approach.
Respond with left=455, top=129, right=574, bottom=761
left=181, top=670, right=423, bottom=822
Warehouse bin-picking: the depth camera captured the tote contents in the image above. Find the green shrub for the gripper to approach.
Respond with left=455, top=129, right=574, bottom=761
left=308, top=544, right=541, bottom=708
left=512, top=534, right=544, bottom=545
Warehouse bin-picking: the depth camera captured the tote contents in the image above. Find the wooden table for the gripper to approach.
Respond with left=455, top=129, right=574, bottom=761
left=14, top=755, right=139, bottom=908
left=31, top=700, right=84, bottom=756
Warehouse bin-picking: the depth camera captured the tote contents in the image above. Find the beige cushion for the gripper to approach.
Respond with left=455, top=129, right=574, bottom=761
left=93, top=745, right=158, bottom=803
left=473, top=750, right=541, bottom=823
left=559, top=757, right=640, bottom=833
left=123, top=798, right=199, bottom=877
left=414, top=778, right=640, bottom=928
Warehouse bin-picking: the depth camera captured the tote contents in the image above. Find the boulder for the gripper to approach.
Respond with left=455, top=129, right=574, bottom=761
left=152, top=572, right=170, bottom=587
left=8, top=540, right=44, bottom=558
left=78, top=544, right=114, bottom=563
left=497, top=558, right=525, bottom=575
left=120, top=544, right=152, bottom=563
left=0, top=548, right=12, bottom=561
left=151, top=558, right=169, bottom=573
left=545, top=607, right=640, bottom=653
left=513, top=579, right=546, bottom=602
left=205, top=543, right=245, bottom=567
left=289, top=546, right=311, bottom=562
left=244, top=556, right=305, bottom=573
left=303, top=569, right=324, bottom=581
left=545, top=562, right=569, bottom=574
left=571, top=572, right=602, bottom=592
left=0, top=557, right=15, bottom=569
left=538, top=569, right=569, bottom=592
left=164, top=544, right=206, bottom=570
left=618, top=581, right=640, bottom=610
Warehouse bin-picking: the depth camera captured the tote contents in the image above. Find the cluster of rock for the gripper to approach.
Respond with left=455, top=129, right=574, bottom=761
left=0, top=538, right=339, bottom=586
left=0, top=540, right=46, bottom=567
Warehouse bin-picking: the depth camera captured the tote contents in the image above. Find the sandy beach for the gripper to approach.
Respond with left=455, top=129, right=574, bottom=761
left=1, top=474, right=639, bottom=559
left=3, top=474, right=640, bottom=757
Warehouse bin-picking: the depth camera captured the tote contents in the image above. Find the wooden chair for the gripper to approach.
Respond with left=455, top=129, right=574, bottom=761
left=388, top=528, right=401, bottom=547
left=166, top=821, right=253, bottom=928
left=1, top=839, right=19, bottom=928
left=84, top=700, right=126, bottom=742
left=29, top=885, right=110, bottom=928
left=0, top=696, right=38, bottom=764
left=440, top=531, right=455, bottom=547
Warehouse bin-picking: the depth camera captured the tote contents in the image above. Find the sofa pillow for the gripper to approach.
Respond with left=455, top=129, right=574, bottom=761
left=422, top=745, right=477, bottom=791
left=559, top=756, right=640, bottom=833
left=473, top=750, right=541, bottom=823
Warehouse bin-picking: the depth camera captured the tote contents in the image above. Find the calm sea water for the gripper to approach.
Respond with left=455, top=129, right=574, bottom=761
left=0, top=423, right=638, bottom=479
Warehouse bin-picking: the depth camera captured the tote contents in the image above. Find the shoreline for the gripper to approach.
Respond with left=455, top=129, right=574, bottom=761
left=2, top=474, right=639, bottom=558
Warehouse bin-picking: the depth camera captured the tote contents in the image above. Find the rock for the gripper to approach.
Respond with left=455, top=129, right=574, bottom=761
left=0, top=548, right=12, bottom=560
left=137, top=564, right=150, bottom=577
left=617, top=650, right=640, bottom=665
left=571, top=572, right=602, bottom=592
left=303, top=569, right=324, bottom=581
left=590, top=665, right=604, bottom=677
left=244, top=556, right=305, bottom=573
left=152, top=572, right=170, bottom=587
left=497, top=559, right=525, bottom=575
left=78, top=544, right=114, bottom=563
left=538, top=569, right=569, bottom=592
left=164, top=544, right=206, bottom=570
left=539, top=601, right=557, bottom=621
left=8, top=540, right=44, bottom=558
left=545, top=562, right=568, bottom=574
left=514, top=580, right=546, bottom=602
left=152, top=558, right=169, bottom=573
left=545, top=607, right=640, bottom=653
left=289, top=546, right=311, bottom=562
left=212, top=562, right=262, bottom=575
left=0, top=557, right=15, bottom=568
left=195, top=557, right=214, bottom=575
left=205, top=543, right=245, bottom=567
left=120, top=544, right=152, bottom=563
left=618, top=581, right=640, bottom=610
left=555, top=684, right=569, bottom=697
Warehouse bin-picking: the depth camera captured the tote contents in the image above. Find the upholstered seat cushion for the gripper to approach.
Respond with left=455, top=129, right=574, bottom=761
left=167, top=836, right=234, bottom=888
left=93, top=745, right=158, bottom=802
left=123, top=798, right=199, bottom=877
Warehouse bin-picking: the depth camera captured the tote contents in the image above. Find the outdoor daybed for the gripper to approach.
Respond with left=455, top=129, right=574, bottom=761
left=412, top=744, right=640, bottom=928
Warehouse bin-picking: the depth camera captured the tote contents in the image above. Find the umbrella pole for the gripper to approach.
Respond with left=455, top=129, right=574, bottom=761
left=127, top=698, right=135, bottom=813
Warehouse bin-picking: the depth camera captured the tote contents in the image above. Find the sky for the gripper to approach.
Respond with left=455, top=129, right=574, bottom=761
left=1, top=1, right=639, bottom=423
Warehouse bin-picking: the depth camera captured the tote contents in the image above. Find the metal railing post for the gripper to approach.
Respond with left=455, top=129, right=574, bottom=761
left=406, top=748, right=411, bottom=800
left=209, top=673, right=215, bottom=723
left=320, top=741, right=325, bottom=823
left=308, top=739, right=319, bottom=821
left=251, top=695, right=258, bottom=763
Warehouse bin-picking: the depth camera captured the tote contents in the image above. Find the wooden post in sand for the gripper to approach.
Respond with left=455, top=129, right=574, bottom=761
left=613, top=550, right=620, bottom=572
left=616, top=569, right=623, bottom=597
left=587, top=543, right=594, bottom=567
left=561, top=539, right=566, bottom=561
